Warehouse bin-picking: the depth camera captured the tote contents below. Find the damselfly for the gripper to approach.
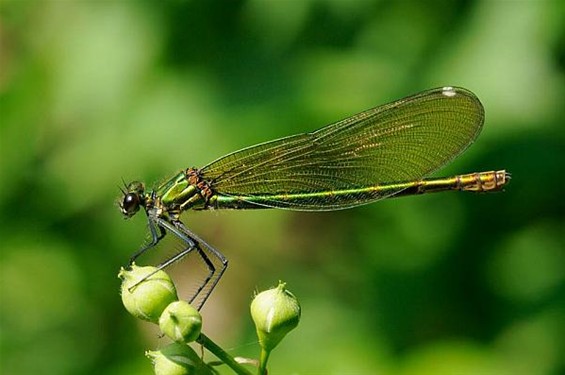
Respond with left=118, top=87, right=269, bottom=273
left=119, top=86, right=509, bottom=309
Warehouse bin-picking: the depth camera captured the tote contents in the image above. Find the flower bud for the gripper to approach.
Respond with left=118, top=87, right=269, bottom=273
left=146, top=342, right=213, bottom=375
left=159, top=301, right=202, bottom=343
left=119, top=264, right=178, bottom=323
left=250, top=282, right=301, bottom=352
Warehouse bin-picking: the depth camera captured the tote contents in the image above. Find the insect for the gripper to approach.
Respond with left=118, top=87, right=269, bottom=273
left=119, top=86, right=509, bottom=309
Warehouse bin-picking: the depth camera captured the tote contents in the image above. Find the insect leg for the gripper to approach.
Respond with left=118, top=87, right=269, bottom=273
left=134, top=218, right=228, bottom=310
left=128, top=213, right=166, bottom=265
left=173, top=220, right=228, bottom=310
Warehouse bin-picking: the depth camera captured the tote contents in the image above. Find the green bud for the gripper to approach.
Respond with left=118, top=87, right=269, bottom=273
left=159, top=301, right=202, bottom=343
left=119, top=264, right=178, bottom=323
left=250, top=282, right=301, bottom=352
left=146, top=342, right=213, bottom=375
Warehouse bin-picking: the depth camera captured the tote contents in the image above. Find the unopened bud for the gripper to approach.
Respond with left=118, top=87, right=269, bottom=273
left=159, top=301, right=202, bottom=343
left=250, top=282, right=301, bottom=352
left=146, top=342, right=213, bottom=375
left=119, top=264, right=178, bottom=323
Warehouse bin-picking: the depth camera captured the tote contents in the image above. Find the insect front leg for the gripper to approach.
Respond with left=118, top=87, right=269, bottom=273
left=128, top=214, right=166, bottom=266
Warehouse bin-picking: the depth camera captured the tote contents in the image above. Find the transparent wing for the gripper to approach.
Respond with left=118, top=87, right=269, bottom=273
left=200, top=87, right=484, bottom=210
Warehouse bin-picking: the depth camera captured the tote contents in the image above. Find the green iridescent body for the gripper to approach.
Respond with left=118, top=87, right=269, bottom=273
left=148, top=169, right=508, bottom=218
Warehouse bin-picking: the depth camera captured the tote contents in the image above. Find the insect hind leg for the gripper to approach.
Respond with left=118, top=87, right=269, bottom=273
left=173, top=220, right=228, bottom=310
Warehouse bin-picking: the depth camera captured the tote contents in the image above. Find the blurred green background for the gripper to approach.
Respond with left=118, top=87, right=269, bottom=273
left=1, top=1, right=564, bottom=374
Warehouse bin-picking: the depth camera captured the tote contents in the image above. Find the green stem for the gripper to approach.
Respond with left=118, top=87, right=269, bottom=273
left=258, top=348, right=270, bottom=375
left=197, top=333, right=253, bottom=375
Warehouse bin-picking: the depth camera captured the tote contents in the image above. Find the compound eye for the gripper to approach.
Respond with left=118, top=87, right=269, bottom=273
left=121, top=193, right=140, bottom=216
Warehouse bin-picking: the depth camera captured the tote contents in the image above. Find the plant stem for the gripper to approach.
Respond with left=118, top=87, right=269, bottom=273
left=197, top=333, right=253, bottom=375
left=258, top=348, right=270, bottom=375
